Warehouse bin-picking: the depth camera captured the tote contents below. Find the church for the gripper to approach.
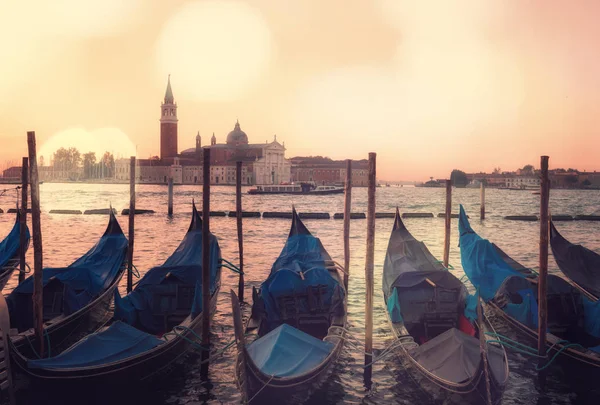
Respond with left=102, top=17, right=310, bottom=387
left=115, top=77, right=291, bottom=185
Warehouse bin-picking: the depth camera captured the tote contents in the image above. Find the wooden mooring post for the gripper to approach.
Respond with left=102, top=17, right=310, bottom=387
left=19, top=157, right=28, bottom=284
left=343, top=159, right=352, bottom=290
left=127, top=156, right=136, bottom=293
left=477, top=292, right=493, bottom=405
left=0, top=293, right=16, bottom=405
left=538, top=156, right=550, bottom=386
left=443, top=179, right=452, bottom=268
left=236, top=161, right=245, bottom=302
left=27, top=131, right=44, bottom=357
left=480, top=182, right=486, bottom=220
left=364, top=152, right=376, bottom=388
left=201, top=148, right=211, bottom=377
left=167, top=177, right=174, bottom=217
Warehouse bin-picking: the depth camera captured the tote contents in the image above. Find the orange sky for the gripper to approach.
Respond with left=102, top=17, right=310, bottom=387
left=0, top=0, right=598, bottom=180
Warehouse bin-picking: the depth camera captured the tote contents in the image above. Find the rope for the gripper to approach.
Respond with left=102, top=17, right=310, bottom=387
left=220, top=258, right=243, bottom=274
left=131, top=263, right=140, bottom=278
left=17, top=263, right=32, bottom=273
left=247, top=374, right=275, bottom=404
left=485, top=331, right=585, bottom=370
left=26, top=329, right=52, bottom=359
left=162, top=325, right=210, bottom=351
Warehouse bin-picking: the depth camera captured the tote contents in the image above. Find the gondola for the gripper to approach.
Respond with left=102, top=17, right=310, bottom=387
left=6, top=208, right=128, bottom=360
left=550, top=221, right=600, bottom=300
left=13, top=203, right=222, bottom=389
left=0, top=210, right=30, bottom=290
left=383, top=209, right=508, bottom=404
left=459, top=205, right=600, bottom=373
left=231, top=208, right=346, bottom=403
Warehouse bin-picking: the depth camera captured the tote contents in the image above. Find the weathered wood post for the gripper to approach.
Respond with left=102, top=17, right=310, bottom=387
left=235, top=161, right=245, bottom=302
left=19, top=157, right=28, bottom=284
left=364, top=152, right=376, bottom=388
left=230, top=290, right=247, bottom=403
left=477, top=292, right=493, bottom=405
left=0, top=293, right=16, bottom=405
left=167, top=177, right=174, bottom=217
left=127, top=156, right=136, bottom=293
left=443, top=179, right=452, bottom=268
left=201, top=148, right=211, bottom=377
left=343, top=159, right=352, bottom=290
left=538, top=155, right=550, bottom=385
left=27, top=131, right=44, bottom=357
left=480, top=182, right=486, bottom=220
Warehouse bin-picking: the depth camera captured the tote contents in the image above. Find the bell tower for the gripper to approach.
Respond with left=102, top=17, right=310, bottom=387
left=160, top=75, right=178, bottom=160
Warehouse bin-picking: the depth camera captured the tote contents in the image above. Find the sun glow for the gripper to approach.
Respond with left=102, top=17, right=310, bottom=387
left=39, top=128, right=136, bottom=164
left=155, top=0, right=273, bottom=102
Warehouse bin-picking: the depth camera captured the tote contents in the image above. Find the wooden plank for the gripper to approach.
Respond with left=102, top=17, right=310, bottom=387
left=364, top=152, right=376, bottom=388
left=19, top=157, right=28, bottom=284
left=343, top=159, right=352, bottom=290
left=236, top=161, right=244, bottom=302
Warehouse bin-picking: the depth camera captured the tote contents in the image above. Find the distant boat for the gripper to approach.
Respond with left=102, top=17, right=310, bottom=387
left=248, top=183, right=344, bottom=195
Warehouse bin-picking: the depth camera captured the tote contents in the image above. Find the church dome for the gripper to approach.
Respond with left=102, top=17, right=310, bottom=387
left=226, top=120, right=249, bottom=145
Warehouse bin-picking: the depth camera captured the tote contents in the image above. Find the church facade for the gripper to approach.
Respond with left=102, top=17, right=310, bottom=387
left=115, top=77, right=291, bottom=185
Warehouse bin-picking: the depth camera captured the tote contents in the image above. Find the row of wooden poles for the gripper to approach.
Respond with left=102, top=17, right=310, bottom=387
left=13, top=135, right=549, bottom=395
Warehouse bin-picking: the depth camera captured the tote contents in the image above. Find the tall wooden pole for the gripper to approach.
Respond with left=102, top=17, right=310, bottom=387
left=538, top=155, right=550, bottom=385
left=19, top=157, right=28, bottom=284
left=127, top=157, right=135, bottom=293
left=343, top=159, right=352, bottom=290
left=235, top=161, right=244, bottom=302
left=364, top=152, right=376, bottom=388
left=27, top=131, right=44, bottom=357
left=477, top=292, right=493, bottom=405
left=201, top=148, right=211, bottom=377
left=480, top=182, right=486, bottom=220
left=167, top=177, right=174, bottom=217
left=443, top=179, right=452, bottom=268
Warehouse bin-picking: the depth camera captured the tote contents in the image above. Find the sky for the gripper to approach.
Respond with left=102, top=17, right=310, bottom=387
left=0, top=0, right=599, bottom=181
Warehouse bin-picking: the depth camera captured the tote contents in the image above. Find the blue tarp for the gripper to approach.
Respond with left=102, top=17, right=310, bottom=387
left=114, top=217, right=221, bottom=335
left=0, top=214, right=29, bottom=268
left=464, top=292, right=479, bottom=321
left=259, top=234, right=343, bottom=333
left=387, top=288, right=403, bottom=323
left=504, top=289, right=539, bottom=329
left=7, top=215, right=127, bottom=331
left=247, top=323, right=334, bottom=377
left=458, top=205, right=526, bottom=301
left=582, top=296, right=600, bottom=338
left=27, top=321, right=163, bottom=369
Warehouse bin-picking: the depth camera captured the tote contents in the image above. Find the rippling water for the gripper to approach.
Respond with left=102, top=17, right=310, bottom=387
left=1, top=183, right=599, bottom=405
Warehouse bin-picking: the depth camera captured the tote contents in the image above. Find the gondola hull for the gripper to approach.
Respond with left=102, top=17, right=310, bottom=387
left=386, top=311, right=507, bottom=405
left=237, top=316, right=345, bottom=402
left=11, top=284, right=220, bottom=388
left=10, top=264, right=125, bottom=360
left=0, top=257, right=20, bottom=291
left=487, top=300, right=600, bottom=371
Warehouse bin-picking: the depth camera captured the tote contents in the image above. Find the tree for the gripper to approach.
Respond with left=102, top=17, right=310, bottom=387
left=520, top=164, right=534, bottom=175
left=82, top=152, right=96, bottom=178
left=582, top=179, right=592, bottom=187
left=492, top=167, right=501, bottom=174
left=39, top=155, right=45, bottom=167
left=450, top=169, right=468, bottom=187
left=101, top=152, right=115, bottom=178
left=53, top=147, right=81, bottom=171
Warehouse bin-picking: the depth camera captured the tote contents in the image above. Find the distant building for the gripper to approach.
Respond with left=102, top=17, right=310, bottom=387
left=2, top=167, right=21, bottom=180
left=505, top=175, right=540, bottom=189
left=290, top=157, right=369, bottom=186
left=114, top=77, right=291, bottom=185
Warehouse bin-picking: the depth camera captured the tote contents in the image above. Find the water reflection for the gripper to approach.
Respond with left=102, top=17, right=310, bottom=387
left=0, top=184, right=599, bottom=404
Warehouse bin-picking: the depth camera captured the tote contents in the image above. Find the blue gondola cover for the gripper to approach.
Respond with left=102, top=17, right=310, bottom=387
left=458, top=205, right=525, bottom=301
left=7, top=214, right=127, bottom=330
left=114, top=211, right=221, bottom=335
left=247, top=323, right=333, bottom=377
left=28, top=321, right=163, bottom=369
left=0, top=213, right=29, bottom=268
left=258, top=233, right=344, bottom=333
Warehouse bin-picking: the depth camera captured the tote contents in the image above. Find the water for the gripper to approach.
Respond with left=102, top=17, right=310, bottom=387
left=1, top=184, right=599, bottom=405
